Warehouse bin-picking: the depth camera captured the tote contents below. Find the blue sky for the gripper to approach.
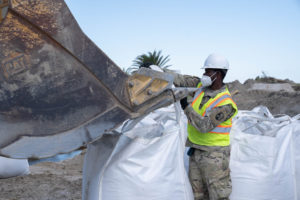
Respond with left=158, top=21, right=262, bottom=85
left=65, top=0, right=300, bottom=83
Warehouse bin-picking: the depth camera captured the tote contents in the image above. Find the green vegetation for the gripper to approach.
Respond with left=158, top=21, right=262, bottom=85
left=132, top=50, right=171, bottom=69
left=123, top=50, right=171, bottom=74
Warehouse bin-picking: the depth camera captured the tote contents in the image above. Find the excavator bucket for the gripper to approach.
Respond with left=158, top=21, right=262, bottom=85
left=0, top=0, right=185, bottom=159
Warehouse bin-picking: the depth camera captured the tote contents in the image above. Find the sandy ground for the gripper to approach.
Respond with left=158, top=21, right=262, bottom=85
left=0, top=152, right=84, bottom=200
left=0, top=78, right=299, bottom=200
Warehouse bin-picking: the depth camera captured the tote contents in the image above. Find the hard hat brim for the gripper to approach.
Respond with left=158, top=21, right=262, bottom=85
left=201, top=65, right=229, bottom=70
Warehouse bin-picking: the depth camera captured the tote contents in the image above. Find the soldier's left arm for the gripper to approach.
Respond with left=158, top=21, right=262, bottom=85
left=184, top=104, right=236, bottom=133
left=163, top=69, right=200, bottom=87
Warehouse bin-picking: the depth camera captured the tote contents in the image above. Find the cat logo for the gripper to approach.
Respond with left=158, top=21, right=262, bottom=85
left=1, top=53, right=30, bottom=80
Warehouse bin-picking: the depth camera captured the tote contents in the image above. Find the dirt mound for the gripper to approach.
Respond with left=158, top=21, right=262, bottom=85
left=227, top=78, right=300, bottom=117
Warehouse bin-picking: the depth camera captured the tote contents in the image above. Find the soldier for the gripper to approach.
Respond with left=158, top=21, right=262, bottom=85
left=173, top=54, right=238, bottom=200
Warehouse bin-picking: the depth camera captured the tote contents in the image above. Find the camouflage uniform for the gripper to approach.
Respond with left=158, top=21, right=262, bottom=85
left=172, top=72, right=236, bottom=200
left=187, top=141, right=231, bottom=200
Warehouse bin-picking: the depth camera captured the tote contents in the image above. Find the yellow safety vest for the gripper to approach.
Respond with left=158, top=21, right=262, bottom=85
left=187, top=83, right=238, bottom=146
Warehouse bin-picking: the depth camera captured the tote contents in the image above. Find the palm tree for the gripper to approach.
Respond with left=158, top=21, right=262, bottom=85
left=132, top=50, right=171, bottom=69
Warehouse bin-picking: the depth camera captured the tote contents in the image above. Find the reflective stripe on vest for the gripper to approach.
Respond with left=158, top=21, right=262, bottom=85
left=202, top=94, right=232, bottom=116
left=191, top=83, right=203, bottom=106
left=192, top=88, right=204, bottom=106
left=210, top=126, right=231, bottom=135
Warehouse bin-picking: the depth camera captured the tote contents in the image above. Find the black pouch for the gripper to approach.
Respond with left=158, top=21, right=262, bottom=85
left=187, top=147, right=195, bottom=156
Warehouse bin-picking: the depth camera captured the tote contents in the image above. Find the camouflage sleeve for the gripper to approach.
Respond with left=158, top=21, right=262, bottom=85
left=184, top=104, right=236, bottom=133
left=163, top=69, right=200, bottom=87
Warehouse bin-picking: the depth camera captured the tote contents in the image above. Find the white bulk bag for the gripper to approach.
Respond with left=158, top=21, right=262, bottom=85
left=230, top=106, right=300, bottom=200
left=0, top=156, right=29, bottom=178
left=83, top=103, right=193, bottom=200
left=291, top=115, right=300, bottom=199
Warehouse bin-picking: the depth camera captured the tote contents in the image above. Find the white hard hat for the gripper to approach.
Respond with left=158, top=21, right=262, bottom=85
left=201, top=53, right=229, bottom=70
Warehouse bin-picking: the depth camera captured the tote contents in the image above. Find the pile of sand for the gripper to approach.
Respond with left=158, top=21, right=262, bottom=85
left=1, top=77, right=299, bottom=200
left=228, top=77, right=300, bottom=116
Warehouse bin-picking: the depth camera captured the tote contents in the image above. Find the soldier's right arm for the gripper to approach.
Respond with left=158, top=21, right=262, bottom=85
left=184, top=104, right=236, bottom=133
left=164, top=69, right=200, bottom=87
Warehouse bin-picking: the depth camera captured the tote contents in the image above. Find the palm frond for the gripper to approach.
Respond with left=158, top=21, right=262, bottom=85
left=132, top=50, right=171, bottom=69
left=123, top=66, right=139, bottom=75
